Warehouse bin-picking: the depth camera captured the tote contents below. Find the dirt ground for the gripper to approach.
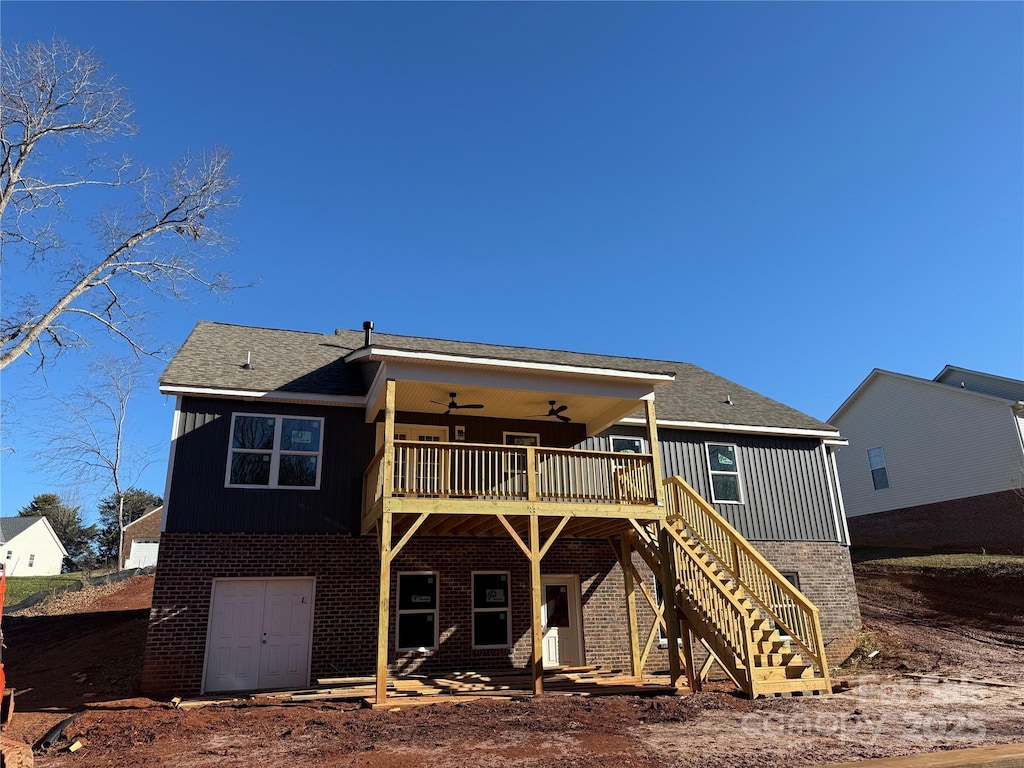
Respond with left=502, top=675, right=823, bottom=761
left=1, top=562, right=1022, bottom=767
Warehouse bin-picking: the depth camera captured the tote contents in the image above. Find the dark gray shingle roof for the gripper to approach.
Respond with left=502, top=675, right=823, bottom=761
left=161, top=322, right=836, bottom=433
left=0, top=516, right=43, bottom=544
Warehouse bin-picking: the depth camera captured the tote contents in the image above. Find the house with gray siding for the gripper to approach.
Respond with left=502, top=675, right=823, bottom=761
left=142, top=321, right=860, bottom=701
left=831, top=366, right=1024, bottom=554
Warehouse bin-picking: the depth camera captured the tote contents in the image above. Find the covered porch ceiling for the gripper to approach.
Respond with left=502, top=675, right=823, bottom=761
left=353, top=348, right=676, bottom=437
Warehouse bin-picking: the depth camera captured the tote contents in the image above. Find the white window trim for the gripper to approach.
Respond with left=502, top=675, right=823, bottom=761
left=396, top=571, right=439, bottom=652
left=867, top=446, right=890, bottom=491
left=225, top=413, right=324, bottom=490
left=472, top=570, right=512, bottom=650
left=706, top=442, right=744, bottom=504
left=609, top=435, right=649, bottom=455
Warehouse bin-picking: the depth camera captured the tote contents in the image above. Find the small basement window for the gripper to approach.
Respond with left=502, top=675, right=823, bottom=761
left=397, top=572, right=438, bottom=651
left=473, top=572, right=511, bottom=649
left=226, top=414, right=323, bottom=489
left=867, top=447, right=889, bottom=490
left=706, top=443, right=743, bottom=503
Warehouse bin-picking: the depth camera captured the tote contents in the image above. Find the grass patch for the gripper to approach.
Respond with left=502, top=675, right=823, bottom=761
left=851, top=546, right=1024, bottom=569
left=3, top=573, right=85, bottom=606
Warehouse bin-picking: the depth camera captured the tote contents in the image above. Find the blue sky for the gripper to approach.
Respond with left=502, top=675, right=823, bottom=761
left=2, top=2, right=1022, bottom=524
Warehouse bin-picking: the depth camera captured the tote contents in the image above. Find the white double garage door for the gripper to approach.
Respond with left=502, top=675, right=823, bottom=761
left=204, top=578, right=315, bottom=693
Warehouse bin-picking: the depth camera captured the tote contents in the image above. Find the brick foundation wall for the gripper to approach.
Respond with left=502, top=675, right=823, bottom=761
left=847, top=490, right=1024, bottom=554
left=141, top=533, right=860, bottom=697
left=120, top=509, right=163, bottom=568
left=141, top=533, right=630, bottom=697
left=633, top=540, right=861, bottom=672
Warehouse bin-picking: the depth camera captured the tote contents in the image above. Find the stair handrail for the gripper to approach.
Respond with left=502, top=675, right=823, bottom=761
left=663, top=476, right=830, bottom=680
left=630, top=522, right=754, bottom=684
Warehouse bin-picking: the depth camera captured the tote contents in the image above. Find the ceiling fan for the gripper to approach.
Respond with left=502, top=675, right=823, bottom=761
left=431, top=392, right=485, bottom=416
left=530, top=401, right=572, bottom=423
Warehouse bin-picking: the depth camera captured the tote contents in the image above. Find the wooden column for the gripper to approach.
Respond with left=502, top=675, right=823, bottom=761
left=680, top=617, right=698, bottom=693
left=375, top=380, right=398, bottom=705
left=658, top=523, right=682, bottom=685
left=644, top=398, right=665, bottom=507
left=529, top=512, right=544, bottom=695
left=621, top=535, right=642, bottom=678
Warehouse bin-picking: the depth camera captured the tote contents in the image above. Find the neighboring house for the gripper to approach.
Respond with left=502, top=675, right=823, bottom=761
left=121, top=506, right=163, bottom=569
left=831, top=366, right=1024, bottom=554
left=141, top=321, right=860, bottom=701
left=0, top=516, right=69, bottom=576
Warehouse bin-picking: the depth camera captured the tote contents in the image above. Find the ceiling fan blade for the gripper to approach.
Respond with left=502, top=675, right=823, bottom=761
left=557, top=414, right=572, bottom=422
left=457, top=403, right=485, bottom=409
left=443, top=409, right=451, bottom=416
left=430, top=400, right=449, bottom=407
left=552, top=404, right=568, bottom=414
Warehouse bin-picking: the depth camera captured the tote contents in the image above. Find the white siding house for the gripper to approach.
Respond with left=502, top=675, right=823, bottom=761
left=0, top=516, right=70, bottom=576
left=830, top=367, right=1024, bottom=553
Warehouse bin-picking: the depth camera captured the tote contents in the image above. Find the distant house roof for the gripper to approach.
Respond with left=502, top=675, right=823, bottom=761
left=831, top=366, right=1024, bottom=423
left=123, top=506, right=163, bottom=532
left=934, top=365, right=1024, bottom=402
left=0, top=515, right=44, bottom=544
left=161, top=321, right=837, bottom=435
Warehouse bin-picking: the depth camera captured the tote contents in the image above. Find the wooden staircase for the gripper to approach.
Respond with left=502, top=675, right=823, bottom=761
left=629, top=476, right=832, bottom=699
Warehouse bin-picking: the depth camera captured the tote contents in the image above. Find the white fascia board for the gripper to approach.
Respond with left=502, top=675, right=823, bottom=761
left=36, top=516, right=70, bottom=558
left=618, top=417, right=843, bottom=441
left=364, top=364, right=388, bottom=423
left=160, top=385, right=366, bottom=407
left=344, top=346, right=676, bottom=383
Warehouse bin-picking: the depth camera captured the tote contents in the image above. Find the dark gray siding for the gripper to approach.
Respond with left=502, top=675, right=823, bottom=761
left=582, top=427, right=842, bottom=543
left=167, top=397, right=374, bottom=534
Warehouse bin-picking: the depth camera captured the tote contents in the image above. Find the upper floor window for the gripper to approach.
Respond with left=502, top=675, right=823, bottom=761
left=28, top=554, right=35, bottom=567
left=226, top=414, right=324, bottom=489
left=706, top=443, right=743, bottom=503
left=610, top=436, right=647, bottom=454
left=5, top=550, right=11, bottom=560
left=867, top=447, right=889, bottom=490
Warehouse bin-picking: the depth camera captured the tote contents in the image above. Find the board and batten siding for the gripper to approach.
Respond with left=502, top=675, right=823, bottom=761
left=582, top=427, right=845, bottom=543
left=832, top=374, right=1024, bottom=519
left=167, top=396, right=375, bottom=534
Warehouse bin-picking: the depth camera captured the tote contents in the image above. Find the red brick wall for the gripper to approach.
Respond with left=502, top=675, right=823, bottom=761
left=141, top=533, right=630, bottom=697
left=846, top=490, right=1024, bottom=554
left=120, top=508, right=163, bottom=568
left=141, top=533, right=860, bottom=697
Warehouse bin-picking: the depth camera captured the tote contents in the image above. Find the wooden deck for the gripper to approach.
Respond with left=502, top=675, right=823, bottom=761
left=269, top=668, right=681, bottom=709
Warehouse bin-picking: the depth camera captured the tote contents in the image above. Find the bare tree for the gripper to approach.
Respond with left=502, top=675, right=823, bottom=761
left=1, top=38, right=238, bottom=370
left=39, top=356, right=156, bottom=568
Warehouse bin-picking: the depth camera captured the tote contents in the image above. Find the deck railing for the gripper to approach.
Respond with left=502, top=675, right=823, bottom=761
left=663, top=476, right=829, bottom=677
left=366, top=440, right=657, bottom=512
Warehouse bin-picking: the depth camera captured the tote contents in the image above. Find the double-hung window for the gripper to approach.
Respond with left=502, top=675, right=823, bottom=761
left=226, top=414, right=323, bottom=489
left=472, top=571, right=511, bottom=649
left=706, top=443, right=743, bottom=503
left=28, top=554, right=35, bottom=568
left=867, top=447, right=889, bottom=490
left=397, top=572, right=438, bottom=651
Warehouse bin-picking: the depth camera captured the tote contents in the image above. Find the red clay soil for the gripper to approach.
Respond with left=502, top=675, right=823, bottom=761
left=1, top=566, right=1022, bottom=768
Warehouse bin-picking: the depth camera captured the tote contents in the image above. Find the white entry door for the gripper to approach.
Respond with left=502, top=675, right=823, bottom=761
left=205, top=578, right=314, bottom=693
left=541, top=576, right=583, bottom=669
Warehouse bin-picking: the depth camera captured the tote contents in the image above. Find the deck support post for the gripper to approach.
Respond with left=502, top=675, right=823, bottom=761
left=658, top=522, right=682, bottom=686
left=620, top=535, right=642, bottom=678
left=680, top=617, right=698, bottom=693
left=375, top=379, right=398, bottom=705
left=529, top=512, right=544, bottom=695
